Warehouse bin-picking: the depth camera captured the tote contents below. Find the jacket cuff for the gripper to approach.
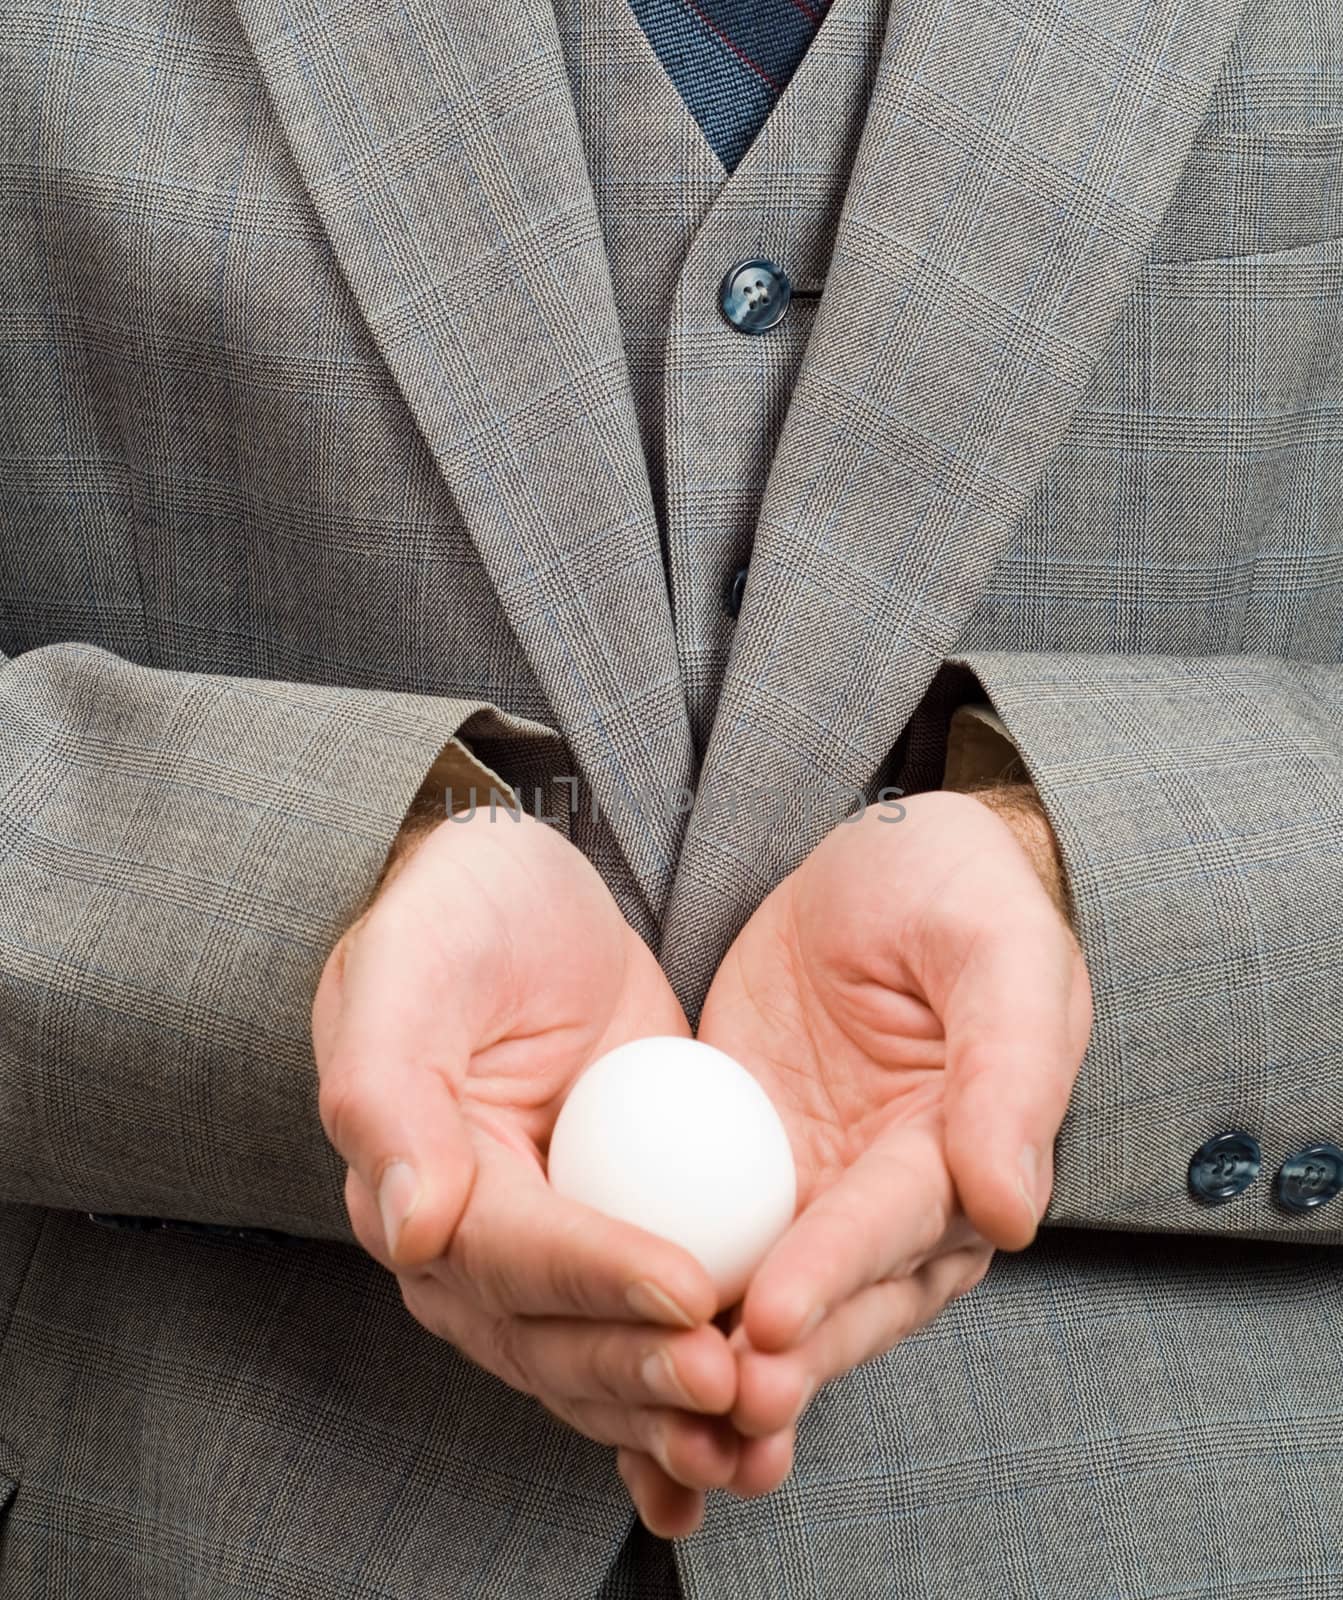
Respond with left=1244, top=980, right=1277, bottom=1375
left=945, top=648, right=1343, bottom=1244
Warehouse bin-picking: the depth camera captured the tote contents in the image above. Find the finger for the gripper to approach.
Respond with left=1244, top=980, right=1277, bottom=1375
left=724, top=1425, right=796, bottom=1499
left=739, top=1122, right=977, bottom=1354
left=617, top=1449, right=707, bottom=1539
left=352, top=1123, right=720, bottom=1329
left=349, top=1171, right=732, bottom=1430
left=543, top=1399, right=740, bottom=1490
left=940, top=910, right=1086, bottom=1251
left=316, top=910, right=483, bottom=1269
left=345, top=1166, right=412, bottom=1275
left=497, top=1318, right=736, bottom=1412
left=443, top=1136, right=719, bottom=1325
left=733, top=1245, right=993, bottom=1437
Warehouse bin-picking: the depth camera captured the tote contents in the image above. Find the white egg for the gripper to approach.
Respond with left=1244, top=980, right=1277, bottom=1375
left=546, top=1035, right=797, bottom=1308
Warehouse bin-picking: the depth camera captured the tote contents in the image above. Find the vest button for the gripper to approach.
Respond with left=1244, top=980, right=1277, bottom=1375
left=719, top=259, right=791, bottom=334
left=725, top=564, right=749, bottom=618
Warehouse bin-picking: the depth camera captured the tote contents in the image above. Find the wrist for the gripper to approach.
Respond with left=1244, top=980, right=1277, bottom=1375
left=358, top=739, right=515, bottom=923
left=373, top=802, right=446, bottom=899
left=958, top=780, right=1075, bottom=932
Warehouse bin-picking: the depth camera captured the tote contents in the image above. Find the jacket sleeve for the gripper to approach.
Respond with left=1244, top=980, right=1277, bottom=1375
left=945, top=648, right=1343, bottom=1245
left=0, top=642, right=564, bottom=1243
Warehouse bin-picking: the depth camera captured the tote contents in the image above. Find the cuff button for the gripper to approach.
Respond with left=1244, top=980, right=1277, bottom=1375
left=1274, top=1143, right=1343, bottom=1213
left=1188, top=1131, right=1261, bottom=1203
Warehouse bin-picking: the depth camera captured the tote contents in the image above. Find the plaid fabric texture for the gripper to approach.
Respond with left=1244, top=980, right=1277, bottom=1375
left=627, top=0, right=834, bottom=171
left=3, top=0, right=1343, bottom=1589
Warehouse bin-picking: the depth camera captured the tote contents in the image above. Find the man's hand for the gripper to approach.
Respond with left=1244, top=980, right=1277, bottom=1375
left=616, top=788, right=1092, bottom=1524
left=311, top=809, right=741, bottom=1509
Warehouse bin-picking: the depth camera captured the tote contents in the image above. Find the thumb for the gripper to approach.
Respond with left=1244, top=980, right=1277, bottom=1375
left=939, top=914, right=1082, bottom=1252
left=314, top=915, right=479, bottom=1269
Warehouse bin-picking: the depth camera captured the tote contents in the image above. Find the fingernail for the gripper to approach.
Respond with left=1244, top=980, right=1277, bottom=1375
left=649, top=1419, right=675, bottom=1477
left=627, top=1280, right=697, bottom=1328
left=1017, top=1144, right=1041, bottom=1225
left=794, top=1376, right=817, bottom=1418
left=796, top=1303, right=827, bottom=1342
left=378, top=1159, right=420, bottom=1259
left=642, top=1349, right=693, bottom=1408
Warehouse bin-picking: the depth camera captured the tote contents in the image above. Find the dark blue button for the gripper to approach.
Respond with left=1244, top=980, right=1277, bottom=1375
left=1188, top=1131, right=1261, bottom=1203
left=720, top=259, right=791, bottom=334
left=1274, top=1142, right=1343, bottom=1212
left=725, top=564, right=749, bottom=618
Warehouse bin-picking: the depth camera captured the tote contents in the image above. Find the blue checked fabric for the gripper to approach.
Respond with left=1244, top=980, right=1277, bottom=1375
left=628, top=0, right=832, bottom=169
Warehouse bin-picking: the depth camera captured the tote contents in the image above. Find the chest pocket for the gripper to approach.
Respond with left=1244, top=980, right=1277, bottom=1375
left=956, top=185, right=1343, bottom=661
left=1150, top=0, right=1343, bottom=264
left=1153, top=122, right=1343, bottom=262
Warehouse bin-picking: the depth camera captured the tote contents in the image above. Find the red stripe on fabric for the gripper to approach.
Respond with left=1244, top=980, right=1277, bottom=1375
left=677, top=0, right=784, bottom=92
left=786, top=0, right=825, bottom=23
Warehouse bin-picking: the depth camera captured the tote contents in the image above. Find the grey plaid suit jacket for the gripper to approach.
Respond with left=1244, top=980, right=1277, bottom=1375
left=3, top=0, right=1343, bottom=1591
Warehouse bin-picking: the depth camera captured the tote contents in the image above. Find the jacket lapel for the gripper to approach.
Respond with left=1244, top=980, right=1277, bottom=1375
left=230, top=0, right=695, bottom=923
left=661, top=0, right=1253, bottom=1013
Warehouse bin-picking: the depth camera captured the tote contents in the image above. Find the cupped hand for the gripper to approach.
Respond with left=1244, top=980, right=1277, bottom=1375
left=617, top=788, right=1093, bottom=1511
left=311, top=808, right=739, bottom=1532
